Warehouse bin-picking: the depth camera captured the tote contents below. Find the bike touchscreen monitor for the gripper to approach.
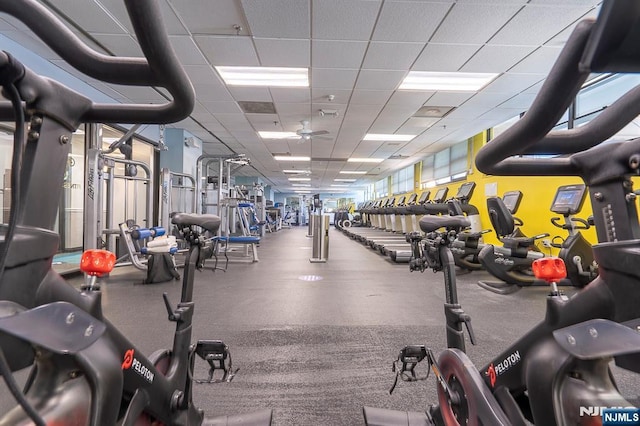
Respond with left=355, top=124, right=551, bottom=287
left=502, top=191, right=523, bottom=214
left=432, top=187, right=449, bottom=203
left=550, top=184, right=587, bottom=215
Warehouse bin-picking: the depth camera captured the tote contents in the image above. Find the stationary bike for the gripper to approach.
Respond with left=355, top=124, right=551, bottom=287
left=0, top=0, right=271, bottom=424
left=364, top=1, right=640, bottom=423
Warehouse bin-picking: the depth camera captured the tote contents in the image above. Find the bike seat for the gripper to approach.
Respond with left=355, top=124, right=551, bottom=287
left=419, top=215, right=470, bottom=233
left=172, top=213, right=221, bottom=234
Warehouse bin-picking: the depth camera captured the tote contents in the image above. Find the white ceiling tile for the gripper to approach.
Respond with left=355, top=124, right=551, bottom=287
left=194, top=36, right=259, bottom=66
left=184, top=65, right=220, bottom=85
left=362, top=42, right=424, bottom=70
left=478, top=107, right=526, bottom=121
left=461, top=45, right=535, bottom=73
left=489, top=4, right=597, bottom=46
left=398, top=117, right=440, bottom=134
left=92, top=34, right=142, bottom=57
left=355, top=70, right=406, bottom=90
left=270, top=87, right=311, bottom=103
left=388, top=91, right=435, bottom=108
left=312, top=0, right=382, bottom=40
left=372, top=1, right=451, bottom=42
left=412, top=43, right=480, bottom=72
left=311, top=68, right=359, bottom=89
left=215, top=113, right=252, bottom=130
left=483, top=73, right=545, bottom=93
left=311, top=40, right=368, bottom=69
left=227, top=86, right=273, bottom=101
left=109, top=85, right=168, bottom=102
left=350, top=90, right=393, bottom=105
left=2, top=31, right=59, bottom=60
left=432, top=4, right=522, bottom=44
left=202, top=101, right=243, bottom=114
left=241, top=0, right=309, bottom=38
left=274, top=103, right=312, bottom=115
left=462, top=92, right=514, bottom=109
left=170, top=0, right=248, bottom=35
left=254, top=38, right=310, bottom=67
left=423, top=92, right=473, bottom=107
left=169, top=36, right=209, bottom=65
left=193, top=83, right=235, bottom=102
left=49, top=0, right=127, bottom=34
left=246, top=114, right=281, bottom=128
left=508, top=46, right=562, bottom=74
left=96, top=0, right=188, bottom=35
left=311, top=89, right=353, bottom=104
left=498, top=93, right=536, bottom=110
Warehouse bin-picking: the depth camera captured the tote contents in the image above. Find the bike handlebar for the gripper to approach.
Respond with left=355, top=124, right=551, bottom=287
left=475, top=0, right=640, bottom=177
left=0, top=0, right=194, bottom=124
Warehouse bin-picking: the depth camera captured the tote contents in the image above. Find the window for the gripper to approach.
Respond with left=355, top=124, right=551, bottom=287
left=421, top=141, right=469, bottom=188
left=392, top=165, right=414, bottom=194
left=375, top=178, right=388, bottom=198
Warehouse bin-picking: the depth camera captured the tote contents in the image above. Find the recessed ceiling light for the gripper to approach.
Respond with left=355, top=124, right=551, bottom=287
left=291, top=183, right=311, bottom=187
left=399, top=71, right=498, bottom=91
left=283, top=169, right=311, bottom=174
left=331, top=184, right=350, bottom=187
left=294, top=190, right=311, bottom=193
left=289, top=177, right=311, bottom=181
left=347, top=158, right=384, bottom=163
left=334, top=178, right=356, bottom=182
left=259, top=131, right=299, bottom=139
left=339, top=171, right=367, bottom=174
left=363, top=134, right=416, bottom=141
left=274, top=156, right=311, bottom=161
left=215, top=66, right=309, bottom=87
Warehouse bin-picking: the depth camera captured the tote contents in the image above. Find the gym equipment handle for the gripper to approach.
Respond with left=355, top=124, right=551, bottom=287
left=475, top=1, right=640, bottom=177
left=0, top=0, right=194, bottom=124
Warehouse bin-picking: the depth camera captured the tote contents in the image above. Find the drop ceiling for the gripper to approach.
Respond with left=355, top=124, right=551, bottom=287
left=2, top=0, right=602, bottom=193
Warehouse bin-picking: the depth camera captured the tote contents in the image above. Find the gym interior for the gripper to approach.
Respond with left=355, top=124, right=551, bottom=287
left=1, top=1, right=640, bottom=425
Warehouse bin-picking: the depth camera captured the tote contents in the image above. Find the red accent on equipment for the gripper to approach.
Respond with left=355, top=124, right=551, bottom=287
left=532, top=257, right=567, bottom=283
left=80, top=249, right=116, bottom=276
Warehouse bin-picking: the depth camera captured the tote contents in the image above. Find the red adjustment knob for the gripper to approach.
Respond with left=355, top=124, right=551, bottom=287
left=532, top=257, right=567, bottom=283
left=80, top=249, right=116, bottom=277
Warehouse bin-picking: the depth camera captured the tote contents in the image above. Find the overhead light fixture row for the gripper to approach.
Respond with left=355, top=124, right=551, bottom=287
left=259, top=131, right=298, bottom=139
left=215, top=66, right=309, bottom=87
left=334, top=178, right=356, bottom=182
left=399, top=71, right=498, bottom=91
left=289, top=177, right=311, bottom=181
left=339, top=171, right=367, bottom=174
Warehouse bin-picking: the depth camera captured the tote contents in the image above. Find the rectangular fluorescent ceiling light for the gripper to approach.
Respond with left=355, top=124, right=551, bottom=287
left=259, top=131, right=299, bottom=139
left=215, top=66, right=308, bottom=87
left=399, top=71, right=498, bottom=91
left=331, top=184, right=349, bottom=187
left=274, top=156, right=310, bottom=161
left=283, top=169, right=311, bottom=174
left=334, top=178, right=356, bottom=182
left=294, top=190, right=311, bottom=193
left=339, top=170, right=367, bottom=174
left=363, top=134, right=416, bottom=141
left=347, top=158, right=384, bottom=163
left=289, top=177, right=311, bottom=181
left=291, top=183, right=311, bottom=187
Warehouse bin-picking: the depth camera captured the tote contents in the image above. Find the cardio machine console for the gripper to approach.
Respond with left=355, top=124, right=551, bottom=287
left=502, top=190, right=523, bottom=214
left=550, top=184, right=587, bottom=215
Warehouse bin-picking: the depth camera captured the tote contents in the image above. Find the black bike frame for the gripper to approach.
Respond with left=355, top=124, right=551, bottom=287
left=471, top=2, right=640, bottom=422
left=0, top=0, right=199, bottom=423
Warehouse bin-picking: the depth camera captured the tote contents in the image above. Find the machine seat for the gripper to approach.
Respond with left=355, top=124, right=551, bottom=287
left=172, top=213, right=221, bottom=234
left=501, top=236, right=537, bottom=250
left=419, top=215, right=470, bottom=233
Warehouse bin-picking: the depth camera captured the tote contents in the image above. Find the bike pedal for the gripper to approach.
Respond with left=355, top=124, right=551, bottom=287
left=192, top=340, right=237, bottom=384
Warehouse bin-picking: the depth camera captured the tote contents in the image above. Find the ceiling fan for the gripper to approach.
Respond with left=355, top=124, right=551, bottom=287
left=296, top=120, right=330, bottom=144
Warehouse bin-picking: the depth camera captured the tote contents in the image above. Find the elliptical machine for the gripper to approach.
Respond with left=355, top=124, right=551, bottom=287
left=548, top=184, right=598, bottom=287
left=363, top=1, right=640, bottom=423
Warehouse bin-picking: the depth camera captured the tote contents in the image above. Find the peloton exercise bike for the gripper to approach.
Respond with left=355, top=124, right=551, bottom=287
left=0, top=0, right=271, bottom=424
left=364, top=1, right=640, bottom=423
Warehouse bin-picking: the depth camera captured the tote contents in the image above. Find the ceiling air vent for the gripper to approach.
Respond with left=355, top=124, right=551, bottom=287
left=238, top=101, right=277, bottom=114
left=414, top=106, right=454, bottom=118
left=389, top=154, right=410, bottom=159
